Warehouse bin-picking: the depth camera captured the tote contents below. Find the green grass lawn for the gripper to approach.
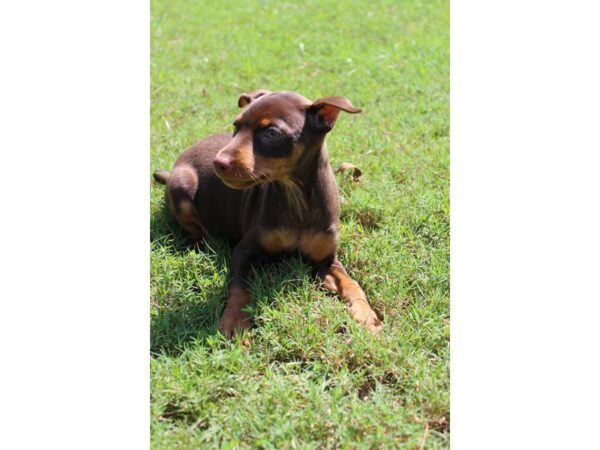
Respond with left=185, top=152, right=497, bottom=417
left=151, top=0, right=449, bottom=448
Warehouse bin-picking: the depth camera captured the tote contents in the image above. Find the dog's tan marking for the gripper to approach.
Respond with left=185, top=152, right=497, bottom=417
left=323, top=262, right=383, bottom=333
left=299, top=231, right=336, bottom=262
left=323, top=274, right=338, bottom=292
left=259, top=229, right=298, bottom=253
left=178, top=199, right=194, bottom=215
left=166, top=164, right=204, bottom=242
left=235, top=146, right=255, bottom=171
left=177, top=199, right=198, bottom=228
left=226, top=286, right=251, bottom=309
left=252, top=143, right=305, bottom=187
left=174, top=200, right=204, bottom=241
left=254, top=152, right=289, bottom=175
left=219, top=286, right=252, bottom=338
left=259, top=118, right=272, bottom=127
left=326, top=264, right=366, bottom=303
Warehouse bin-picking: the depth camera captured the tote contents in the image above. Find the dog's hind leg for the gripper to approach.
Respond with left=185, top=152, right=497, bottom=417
left=165, top=164, right=204, bottom=244
left=153, top=170, right=171, bottom=185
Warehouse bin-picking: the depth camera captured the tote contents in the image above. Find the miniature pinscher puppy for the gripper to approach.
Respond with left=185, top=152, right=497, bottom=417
left=154, top=90, right=383, bottom=338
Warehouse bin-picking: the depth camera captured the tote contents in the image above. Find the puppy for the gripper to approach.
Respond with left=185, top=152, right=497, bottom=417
left=154, top=90, right=382, bottom=338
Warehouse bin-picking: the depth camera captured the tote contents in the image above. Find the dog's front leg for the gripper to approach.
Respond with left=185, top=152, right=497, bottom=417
left=218, top=235, right=259, bottom=339
left=320, top=256, right=383, bottom=333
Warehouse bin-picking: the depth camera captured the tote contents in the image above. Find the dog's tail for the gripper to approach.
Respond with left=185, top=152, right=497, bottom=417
left=153, top=170, right=171, bottom=185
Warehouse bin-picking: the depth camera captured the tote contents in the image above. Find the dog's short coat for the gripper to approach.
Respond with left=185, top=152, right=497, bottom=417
left=154, top=90, right=382, bottom=338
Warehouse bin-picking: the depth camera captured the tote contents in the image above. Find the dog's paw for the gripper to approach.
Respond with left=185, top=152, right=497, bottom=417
left=218, top=309, right=252, bottom=339
left=363, top=311, right=383, bottom=334
left=349, top=301, right=383, bottom=334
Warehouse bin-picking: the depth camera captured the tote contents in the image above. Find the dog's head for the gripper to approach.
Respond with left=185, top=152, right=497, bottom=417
left=213, top=90, right=361, bottom=189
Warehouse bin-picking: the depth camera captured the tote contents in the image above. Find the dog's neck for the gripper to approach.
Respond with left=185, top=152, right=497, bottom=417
left=271, top=137, right=330, bottom=224
left=292, top=135, right=328, bottom=190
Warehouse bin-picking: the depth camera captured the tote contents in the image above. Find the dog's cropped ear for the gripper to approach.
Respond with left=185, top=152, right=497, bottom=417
left=307, top=96, right=362, bottom=131
left=238, top=89, right=271, bottom=108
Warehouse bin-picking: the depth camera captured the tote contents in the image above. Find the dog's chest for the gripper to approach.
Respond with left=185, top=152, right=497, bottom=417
left=259, top=228, right=336, bottom=262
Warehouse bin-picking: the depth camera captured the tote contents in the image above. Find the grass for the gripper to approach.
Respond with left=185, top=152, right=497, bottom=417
left=150, top=0, right=449, bottom=448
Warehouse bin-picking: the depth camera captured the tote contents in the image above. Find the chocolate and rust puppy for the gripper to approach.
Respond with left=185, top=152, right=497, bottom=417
left=154, top=90, right=383, bottom=338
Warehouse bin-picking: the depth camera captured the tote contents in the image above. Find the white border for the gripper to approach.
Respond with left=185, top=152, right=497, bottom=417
left=452, top=1, right=600, bottom=448
left=0, top=1, right=149, bottom=448
left=1, top=0, right=600, bottom=448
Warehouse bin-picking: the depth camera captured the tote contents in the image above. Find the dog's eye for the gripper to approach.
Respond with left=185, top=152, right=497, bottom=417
left=232, top=123, right=240, bottom=136
left=263, top=127, right=283, bottom=142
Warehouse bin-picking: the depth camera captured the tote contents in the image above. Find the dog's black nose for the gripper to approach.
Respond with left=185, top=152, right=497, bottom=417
left=213, top=155, right=232, bottom=172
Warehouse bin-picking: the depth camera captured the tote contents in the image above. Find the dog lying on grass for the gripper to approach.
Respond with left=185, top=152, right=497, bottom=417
left=154, top=90, right=382, bottom=338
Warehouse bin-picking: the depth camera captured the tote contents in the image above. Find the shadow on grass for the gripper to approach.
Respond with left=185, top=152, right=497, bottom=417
left=150, top=200, right=319, bottom=357
left=151, top=201, right=228, bottom=356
